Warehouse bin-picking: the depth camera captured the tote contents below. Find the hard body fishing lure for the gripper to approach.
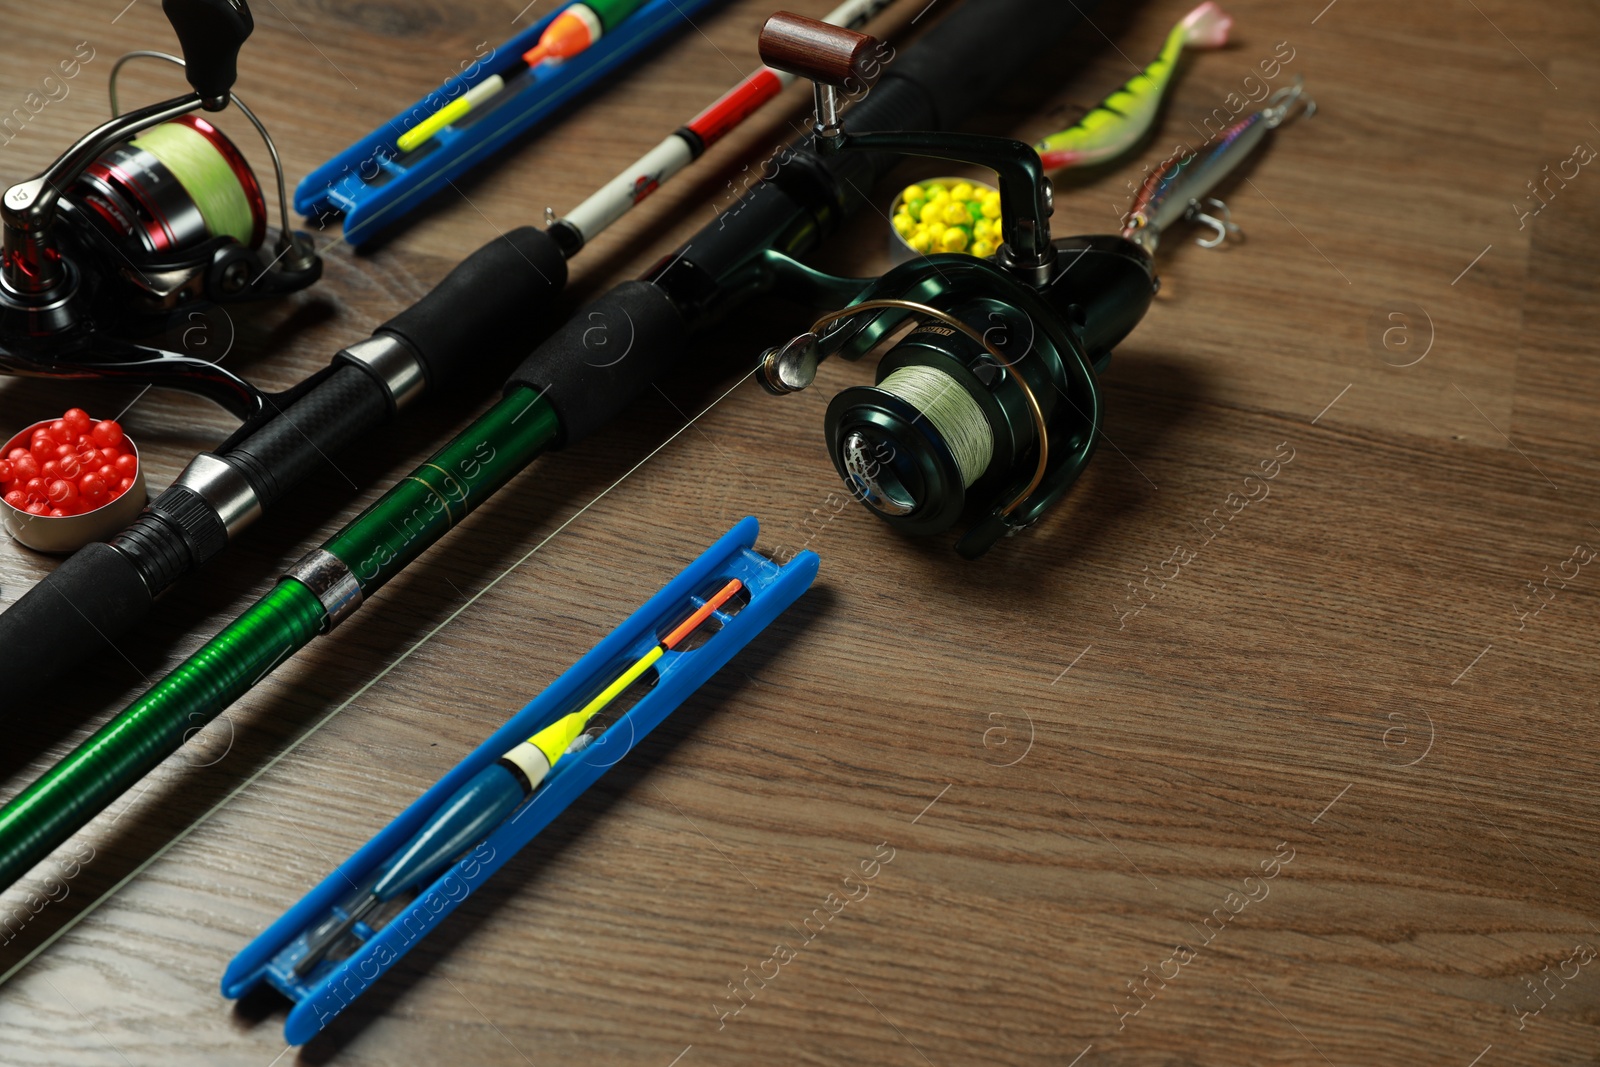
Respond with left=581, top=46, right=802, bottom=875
left=1122, top=80, right=1313, bottom=251
left=1035, top=1, right=1233, bottom=170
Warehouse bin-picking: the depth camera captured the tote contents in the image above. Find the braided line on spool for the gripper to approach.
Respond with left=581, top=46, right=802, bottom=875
left=131, top=119, right=259, bottom=247
left=877, top=365, right=992, bottom=486
left=808, top=299, right=1049, bottom=514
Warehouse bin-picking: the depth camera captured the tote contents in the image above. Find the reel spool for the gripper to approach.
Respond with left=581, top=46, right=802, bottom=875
left=0, top=0, right=321, bottom=419
left=825, top=301, right=1040, bottom=537
left=754, top=14, right=1157, bottom=559
left=75, top=114, right=268, bottom=256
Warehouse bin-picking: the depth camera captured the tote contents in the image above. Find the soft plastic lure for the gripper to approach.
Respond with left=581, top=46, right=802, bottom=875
left=1035, top=1, right=1232, bottom=171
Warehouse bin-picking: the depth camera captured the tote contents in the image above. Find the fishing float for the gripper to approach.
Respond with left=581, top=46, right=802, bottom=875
left=0, top=0, right=1101, bottom=893
left=0, top=0, right=897, bottom=710
left=396, top=0, right=654, bottom=154
left=553, top=0, right=894, bottom=250
left=223, top=519, right=815, bottom=1043
left=290, top=576, right=745, bottom=975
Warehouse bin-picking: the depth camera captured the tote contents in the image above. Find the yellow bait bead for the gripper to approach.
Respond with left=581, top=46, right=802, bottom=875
left=892, top=212, right=915, bottom=236
left=927, top=187, right=950, bottom=203
left=908, top=230, right=934, bottom=254
left=950, top=181, right=974, bottom=202
left=939, top=227, right=970, bottom=253
left=907, top=197, right=927, bottom=222
left=942, top=202, right=970, bottom=226
left=973, top=218, right=994, bottom=240
left=971, top=238, right=997, bottom=258
left=981, top=198, right=1001, bottom=220
left=901, top=184, right=925, bottom=204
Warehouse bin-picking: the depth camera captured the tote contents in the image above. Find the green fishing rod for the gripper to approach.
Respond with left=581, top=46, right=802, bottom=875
left=0, top=0, right=1100, bottom=891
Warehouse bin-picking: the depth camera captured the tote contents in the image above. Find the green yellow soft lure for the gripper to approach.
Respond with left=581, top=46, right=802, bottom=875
left=1035, top=2, right=1232, bottom=171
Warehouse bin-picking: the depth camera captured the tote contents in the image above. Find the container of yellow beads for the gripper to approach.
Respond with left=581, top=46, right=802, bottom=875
left=889, top=177, right=1003, bottom=264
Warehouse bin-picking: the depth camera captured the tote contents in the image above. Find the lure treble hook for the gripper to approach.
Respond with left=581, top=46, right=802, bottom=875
left=1187, top=196, right=1242, bottom=248
left=1264, top=78, right=1316, bottom=129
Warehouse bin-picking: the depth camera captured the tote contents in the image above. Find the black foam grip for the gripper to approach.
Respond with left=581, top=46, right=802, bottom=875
left=0, top=543, right=153, bottom=705
left=502, top=281, right=686, bottom=447
left=226, top=363, right=389, bottom=508
left=377, top=227, right=568, bottom=391
left=889, top=0, right=1100, bottom=133
left=162, top=0, right=253, bottom=103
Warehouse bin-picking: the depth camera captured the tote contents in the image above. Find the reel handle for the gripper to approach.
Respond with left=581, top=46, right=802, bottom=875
left=163, top=0, right=254, bottom=109
left=758, top=12, right=876, bottom=88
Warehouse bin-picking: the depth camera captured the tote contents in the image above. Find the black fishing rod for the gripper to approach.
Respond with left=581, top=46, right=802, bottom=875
left=0, top=0, right=1102, bottom=891
left=0, top=0, right=900, bottom=704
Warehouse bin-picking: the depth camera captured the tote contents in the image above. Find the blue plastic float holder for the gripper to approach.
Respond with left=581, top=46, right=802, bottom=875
left=221, top=516, right=817, bottom=1044
left=295, top=0, right=728, bottom=246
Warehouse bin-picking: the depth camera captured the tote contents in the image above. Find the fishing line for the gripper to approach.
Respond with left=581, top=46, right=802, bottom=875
left=878, top=365, right=992, bottom=487
left=0, top=366, right=759, bottom=991
left=130, top=120, right=260, bottom=247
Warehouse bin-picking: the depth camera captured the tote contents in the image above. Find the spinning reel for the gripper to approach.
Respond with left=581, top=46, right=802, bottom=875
left=754, top=13, right=1156, bottom=559
left=0, top=0, right=321, bottom=421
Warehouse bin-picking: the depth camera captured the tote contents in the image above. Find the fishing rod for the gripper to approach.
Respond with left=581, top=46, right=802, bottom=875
left=0, top=0, right=1102, bottom=893
left=0, top=0, right=896, bottom=705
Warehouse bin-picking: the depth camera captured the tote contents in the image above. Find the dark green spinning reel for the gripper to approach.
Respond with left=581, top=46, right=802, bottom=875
left=755, top=12, right=1155, bottom=559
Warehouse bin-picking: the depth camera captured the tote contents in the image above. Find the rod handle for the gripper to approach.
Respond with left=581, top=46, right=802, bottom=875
left=0, top=544, right=154, bottom=708
left=377, top=226, right=568, bottom=391
left=502, top=280, right=686, bottom=448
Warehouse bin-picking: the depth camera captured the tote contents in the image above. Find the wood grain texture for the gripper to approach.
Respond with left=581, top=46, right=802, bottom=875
left=1, top=0, right=1599, bottom=1064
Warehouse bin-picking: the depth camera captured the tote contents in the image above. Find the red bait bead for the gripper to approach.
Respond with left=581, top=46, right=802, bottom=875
left=48, top=507, right=66, bottom=517
left=79, top=470, right=107, bottom=497
left=56, top=453, right=81, bottom=479
left=62, top=408, right=92, bottom=436
left=91, top=420, right=124, bottom=450
left=0, top=459, right=12, bottom=483
left=29, top=435, right=55, bottom=462
left=3, top=489, right=24, bottom=508
left=24, top=500, right=47, bottom=515
left=116, top=476, right=133, bottom=493
left=8, top=446, right=26, bottom=462
left=47, top=478, right=77, bottom=505
left=25, top=476, right=46, bottom=498
left=113, top=454, right=138, bottom=478
left=40, top=460, right=59, bottom=481
left=13, top=454, right=39, bottom=480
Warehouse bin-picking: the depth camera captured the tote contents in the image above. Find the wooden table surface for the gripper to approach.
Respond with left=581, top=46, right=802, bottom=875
left=2, top=0, right=1598, bottom=1063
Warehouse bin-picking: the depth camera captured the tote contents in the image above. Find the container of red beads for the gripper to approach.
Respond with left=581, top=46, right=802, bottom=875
left=0, top=407, right=145, bottom=553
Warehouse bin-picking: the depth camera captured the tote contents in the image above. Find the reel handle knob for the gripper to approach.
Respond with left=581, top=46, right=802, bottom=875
left=758, top=12, right=876, bottom=89
left=162, top=0, right=254, bottom=109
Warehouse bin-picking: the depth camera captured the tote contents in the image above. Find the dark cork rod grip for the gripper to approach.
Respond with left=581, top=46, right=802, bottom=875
left=759, top=11, right=877, bottom=87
